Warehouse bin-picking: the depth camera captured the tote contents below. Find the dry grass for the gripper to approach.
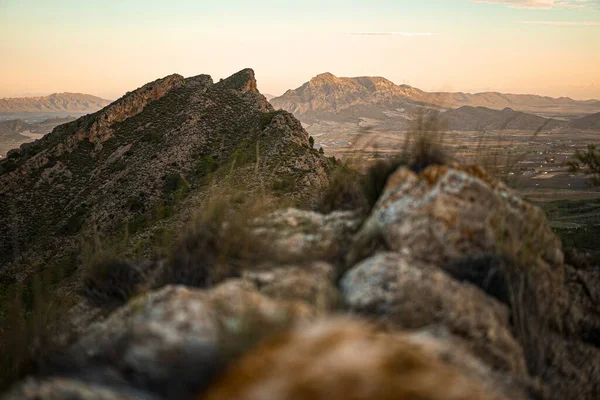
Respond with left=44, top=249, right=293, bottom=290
left=319, top=112, right=451, bottom=213
left=0, top=265, right=77, bottom=391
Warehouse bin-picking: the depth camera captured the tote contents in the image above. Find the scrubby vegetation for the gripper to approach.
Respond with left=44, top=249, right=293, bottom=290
left=82, top=258, right=147, bottom=307
left=318, top=116, right=450, bottom=213
left=0, top=256, right=79, bottom=391
left=566, top=144, right=600, bottom=186
left=162, top=189, right=277, bottom=288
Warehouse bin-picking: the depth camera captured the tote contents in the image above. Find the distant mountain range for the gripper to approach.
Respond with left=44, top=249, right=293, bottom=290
left=0, top=119, right=31, bottom=141
left=0, top=93, right=111, bottom=113
left=0, top=116, right=78, bottom=157
left=442, top=106, right=563, bottom=131
left=271, top=73, right=600, bottom=128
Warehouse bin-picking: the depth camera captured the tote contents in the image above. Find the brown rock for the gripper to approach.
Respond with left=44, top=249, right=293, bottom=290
left=203, top=318, right=515, bottom=400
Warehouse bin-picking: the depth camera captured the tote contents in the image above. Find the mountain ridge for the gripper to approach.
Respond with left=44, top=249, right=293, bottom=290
left=272, top=73, right=600, bottom=119
left=0, top=93, right=112, bottom=113
left=0, top=68, right=332, bottom=281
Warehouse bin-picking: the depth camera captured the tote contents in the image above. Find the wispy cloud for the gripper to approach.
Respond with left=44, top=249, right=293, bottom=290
left=521, top=20, right=600, bottom=25
left=471, top=0, right=595, bottom=9
left=350, top=32, right=435, bottom=37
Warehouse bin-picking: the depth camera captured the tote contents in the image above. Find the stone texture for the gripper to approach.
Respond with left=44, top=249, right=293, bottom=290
left=350, top=165, right=562, bottom=268
left=4, top=377, right=160, bottom=400
left=203, top=318, right=518, bottom=400
left=10, top=281, right=317, bottom=400
left=251, top=209, right=362, bottom=264
left=347, top=165, right=565, bottom=318
left=242, top=261, right=339, bottom=314
left=341, top=252, right=527, bottom=375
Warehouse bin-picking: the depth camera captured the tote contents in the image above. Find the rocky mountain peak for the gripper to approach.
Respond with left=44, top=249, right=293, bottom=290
left=214, top=68, right=258, bottom=93
left=312, top=72, right=337, bottom=82
left=81, top=74, right=186, bottom=144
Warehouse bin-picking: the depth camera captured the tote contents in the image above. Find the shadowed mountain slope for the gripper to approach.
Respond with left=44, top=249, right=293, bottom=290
left=441, top=106, right=561, bottom=131
left=568, top=112, right=600, bottom=130
left=0, top=120, right=31, bottom=141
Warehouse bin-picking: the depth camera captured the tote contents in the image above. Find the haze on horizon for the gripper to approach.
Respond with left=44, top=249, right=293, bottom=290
left=0, top=0, right=599, bottom=101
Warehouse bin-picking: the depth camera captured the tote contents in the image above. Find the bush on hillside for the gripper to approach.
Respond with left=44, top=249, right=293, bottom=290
left=566, top=144, right=600, bottom=186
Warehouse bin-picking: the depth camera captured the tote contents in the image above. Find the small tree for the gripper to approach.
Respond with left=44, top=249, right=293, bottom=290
left=309, top=136, right=315, bottom=149
left=566, top=144, right=600, bottom=186
left=319, top=147, right=324, bottom=154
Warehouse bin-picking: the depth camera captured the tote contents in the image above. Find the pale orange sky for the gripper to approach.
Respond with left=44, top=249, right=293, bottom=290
left=0, top=0, right=599, bottom=100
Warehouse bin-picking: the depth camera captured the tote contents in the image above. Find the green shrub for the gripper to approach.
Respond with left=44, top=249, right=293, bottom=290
left=163, top=172, right=189, bottom=196
left=110, top=160, right=127, bottom=173
left=272, top=176, right=296, bottom=193
left=61, top=204, right=89, bottom=235
left=260, top=111, right=280, bottom=129
left=566, top=144, right=600, bottom=186
left=196, top=156, right=219, bottom=177
left=0, top=159, right=18, bottom=174
left=126, top=193, right=146, bottom=212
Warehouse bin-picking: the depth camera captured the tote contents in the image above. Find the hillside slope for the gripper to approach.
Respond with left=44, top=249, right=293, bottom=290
left=0, top=120, right=31, bottom=141
left=0, top=68, right=332, bottom=281
left=441, top=106, right=561, bottom=131
left=0, top=93, right=111, bottom=113
left=568, top=111, right=600, bottom=130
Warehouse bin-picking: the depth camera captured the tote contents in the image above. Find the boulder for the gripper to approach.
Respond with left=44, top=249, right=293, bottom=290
left=3, top=377, right=160, bottom=400
left=203, top=318, right=523, bottom=400
left=347, top=165, right=566, bottom=322
left=251, top=209, right=362, bottom=265
left=349, top=165, right=563, bottom=270
left=341, top=252, right=527, bottom=375
left=241, top=261, right=339, bottom=314
left=43, top=281, right=315, bottom=399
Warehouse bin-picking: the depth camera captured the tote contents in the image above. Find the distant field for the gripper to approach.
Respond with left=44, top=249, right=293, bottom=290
left=536, top=198, right=600, bottom=263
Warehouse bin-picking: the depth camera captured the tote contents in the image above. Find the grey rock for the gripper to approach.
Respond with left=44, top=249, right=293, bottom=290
left=341, top=252, right=527, bottom=375
left=251, top=209, right=362, bottom=264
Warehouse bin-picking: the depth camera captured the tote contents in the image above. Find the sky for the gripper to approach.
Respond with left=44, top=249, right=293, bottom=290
left=0, top=0, right=599, bottom=100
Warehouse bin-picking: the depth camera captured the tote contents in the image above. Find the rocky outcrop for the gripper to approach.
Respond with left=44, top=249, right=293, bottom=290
left=347, top=165, right=564, bottom=306
left=81, top=74, right=186, bottom=144
left=341, top=252, right=527, bottom=375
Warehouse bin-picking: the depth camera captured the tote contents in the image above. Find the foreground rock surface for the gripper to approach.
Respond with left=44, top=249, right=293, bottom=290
left=341, top=252, right=527, bottom=375
left=203, top=319, right=523, bottom=400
